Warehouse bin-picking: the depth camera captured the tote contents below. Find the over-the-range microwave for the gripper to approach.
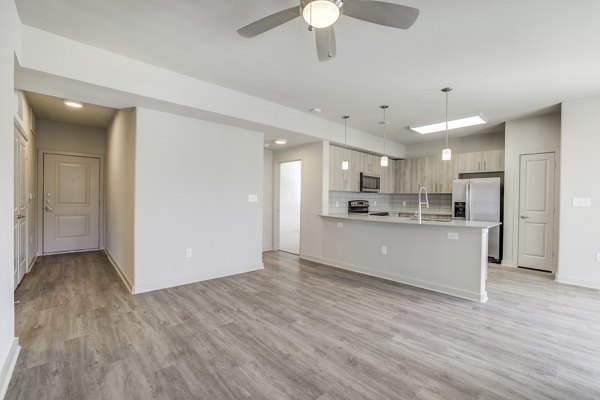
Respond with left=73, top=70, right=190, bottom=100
left=360, top=173, right=380, bottom=193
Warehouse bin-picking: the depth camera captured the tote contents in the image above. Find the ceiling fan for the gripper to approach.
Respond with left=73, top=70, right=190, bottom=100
left=237, top=0, right=420, bottom=62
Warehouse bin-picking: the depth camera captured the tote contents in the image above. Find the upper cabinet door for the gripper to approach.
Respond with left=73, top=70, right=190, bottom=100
left=457, top=150, right=505, bottom=173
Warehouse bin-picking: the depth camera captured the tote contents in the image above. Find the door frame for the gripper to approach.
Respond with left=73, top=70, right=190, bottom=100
left=273, top=159, right=303, bottom=255
left=516, top=151, right=559, bottom=273
left=37, top=149, right=105, bottom=256
left=14, top=122, right=28, bottom=283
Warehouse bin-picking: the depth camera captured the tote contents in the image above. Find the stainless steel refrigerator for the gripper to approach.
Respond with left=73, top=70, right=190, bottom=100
left=452, top=177, right=502, bottom=263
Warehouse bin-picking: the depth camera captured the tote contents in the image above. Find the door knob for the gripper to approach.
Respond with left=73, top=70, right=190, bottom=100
left=44, top=206, right=53, bottom=212
left=520, top=215, right=529, bottom=219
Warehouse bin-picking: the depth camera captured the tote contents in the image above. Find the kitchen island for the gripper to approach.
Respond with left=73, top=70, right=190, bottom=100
left=317, top=213, right=501, bottom=302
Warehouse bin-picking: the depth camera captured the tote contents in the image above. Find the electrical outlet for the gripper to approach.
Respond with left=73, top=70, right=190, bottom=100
left=186, top=248, right=193, bottom=258
left=248, top=194, right=258, bottom=203
left=447, top=232, right=459, bottom=240
left=596, top=252, right=600, bottom=263
left=374, top=201, right=377, bottom=206
left=335, top=201, right=339, bottom=207
left=381, top=246, right=387, bottom=255
left=402, top=201, right=407, bottom=207
left=337, top=222, right=343, bottom=228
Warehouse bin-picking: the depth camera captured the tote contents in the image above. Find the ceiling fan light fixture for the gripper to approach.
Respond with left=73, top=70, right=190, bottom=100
left=302, top=0, right=340, bottom=28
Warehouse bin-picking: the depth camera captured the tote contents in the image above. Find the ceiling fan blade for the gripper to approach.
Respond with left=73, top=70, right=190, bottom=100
left=316, top=26, right=337, bottom=62
left=237, top=6, right=300, bottom=38
left=342, top=0, right=419, bottom=29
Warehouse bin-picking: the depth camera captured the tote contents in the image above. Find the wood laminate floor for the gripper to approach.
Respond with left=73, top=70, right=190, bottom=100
left=6, top=251, right=600, bottom=399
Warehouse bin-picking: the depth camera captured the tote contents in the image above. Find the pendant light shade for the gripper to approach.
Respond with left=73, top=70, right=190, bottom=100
left=379, top=105, right=389, bottom=167
left=442, top=148, right=452, bottom=160
left=342, top=115, right=350, bottom=170
left=441, top=87, right=452, bottom=161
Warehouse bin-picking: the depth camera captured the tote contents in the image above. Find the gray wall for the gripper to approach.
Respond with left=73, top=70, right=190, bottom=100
left=105, top=109, right=136, bottom=289
left=263, top=149, right=274, bottom=251
left=36, top=119, right=107, bottom=155
left=503, top=113, right=560, bottom=270
left=133, top=108, right=264, bottom=293
left=405, top=131, right=505, bottom=158
left=558, top=95, right=600, bottom=288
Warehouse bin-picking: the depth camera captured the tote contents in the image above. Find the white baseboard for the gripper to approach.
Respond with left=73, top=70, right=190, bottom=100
left=133, top=264, right=264, bottom=294
left=104, top=249, right=134, bottom=293
left=555, top=275, right=600, bottom=290
left=301, top=254, right=487, bottom=303
left=0, top=338, right=20, bottom=399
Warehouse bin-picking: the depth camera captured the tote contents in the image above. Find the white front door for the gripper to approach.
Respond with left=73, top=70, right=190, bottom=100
left=14, top=128, right=28, bottom=288
left=518, top=152, right=555, bottom=272
left=43, top=154, right=100, bottom=254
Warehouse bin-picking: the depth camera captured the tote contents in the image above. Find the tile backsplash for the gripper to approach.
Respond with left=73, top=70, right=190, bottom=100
left=329, top=191, right=452, bottom=215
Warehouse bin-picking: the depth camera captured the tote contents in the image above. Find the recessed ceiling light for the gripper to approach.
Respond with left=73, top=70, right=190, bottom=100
left=274, top=139, right=287, bottom=145
left=264, top=143, right=270, bottom=148
left=64, top=100, right=83, bottom=108
left=410, top=114, right=487, bottom=134
left=309, top=107, right=322, bottom=113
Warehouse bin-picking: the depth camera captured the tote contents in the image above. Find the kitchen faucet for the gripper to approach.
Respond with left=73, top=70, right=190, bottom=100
left=416, top=186, right=429, bottom=223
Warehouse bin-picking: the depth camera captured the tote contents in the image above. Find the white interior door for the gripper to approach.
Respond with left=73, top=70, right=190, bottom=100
left=279, top=161, right=301, bottom=255
left=43, top=154, right=100, bottom=254
left=14, top=128, right=28, bottom=288
left=518, top=153, right=555, bottom=272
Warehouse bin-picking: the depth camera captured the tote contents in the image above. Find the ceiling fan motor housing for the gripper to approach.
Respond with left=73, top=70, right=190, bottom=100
left=300, top=0, right=344, bottom=29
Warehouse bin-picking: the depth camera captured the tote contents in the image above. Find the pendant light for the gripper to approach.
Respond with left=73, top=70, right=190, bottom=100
left=442, top=87, right=452, bottom=161
left=379, top=105, right=389, bottom=167
left=341, top=115, right=350, bottom=170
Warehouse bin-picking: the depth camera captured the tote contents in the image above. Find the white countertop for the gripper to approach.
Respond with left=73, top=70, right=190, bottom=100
left=321, top=213, right=501, bottom=230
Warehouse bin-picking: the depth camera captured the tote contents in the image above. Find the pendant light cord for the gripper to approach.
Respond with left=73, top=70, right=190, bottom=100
left=383, top=107, right=387, bottom=156
left=445, top=89, right=449, bottom=148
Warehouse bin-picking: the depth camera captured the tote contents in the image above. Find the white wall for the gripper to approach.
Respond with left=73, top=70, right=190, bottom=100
left=503, top=113, right=561, bottom=269
left=105, top=109, right=136, bottom=290
left=263, top=149, right=273, bottom=252
left=36, top=119, right=107, bottom=155
left=405, top=131, right=505, bottom=158
left=557, top=95, right=600, bottom=288
left=18, top=26, right=406, bottom=159
left=0, top=0, right=21, bottom=396
left=133, top=108, right=264, bottom=293
left=274, top=141, right=328, bottom=259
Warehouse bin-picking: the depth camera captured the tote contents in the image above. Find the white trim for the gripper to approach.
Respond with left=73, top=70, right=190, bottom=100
left=555, top=275, right=600, bottom=290
left=104, top=249, right=134, bottom=294
left=301, top=254, right=488, bottom=303
left=133, top=264, right=264, bottom=295
left=27, top=255, right=37, bottom=273
left=0, top=338, right=21, bottom=399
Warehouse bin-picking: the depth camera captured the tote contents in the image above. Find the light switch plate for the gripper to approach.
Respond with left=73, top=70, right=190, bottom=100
left=186, top=248, right=193, bottom=258
left=248, top=194, right=258, bottom=203
left=381, top=246, right=387, bottom=255
left=447, top=232, right=459, bottom=240
left=573, top=197, right=591, bottom=207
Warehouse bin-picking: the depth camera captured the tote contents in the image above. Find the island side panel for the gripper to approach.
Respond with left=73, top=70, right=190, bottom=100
left=317, top=218, right=488, bottom=302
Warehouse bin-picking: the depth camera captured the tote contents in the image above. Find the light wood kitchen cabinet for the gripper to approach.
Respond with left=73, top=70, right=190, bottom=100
left=457, top=150, right=504, bottom=173
left=395, top=155, right=458, bottom=193
left=329, top=146, right=360, bottom=192
left=360, top=153, right=382, bottom=176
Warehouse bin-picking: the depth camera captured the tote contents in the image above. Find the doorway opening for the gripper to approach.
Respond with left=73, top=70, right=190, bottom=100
left=278, top=160, right=301, bottom=255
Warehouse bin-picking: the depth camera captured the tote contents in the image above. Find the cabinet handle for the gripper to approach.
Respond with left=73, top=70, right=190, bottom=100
left=484, top=160, right=487, bottom=171
left=478, top=161, right=481, bottom=171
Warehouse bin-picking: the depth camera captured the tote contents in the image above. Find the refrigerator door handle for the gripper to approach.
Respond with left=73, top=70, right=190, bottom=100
left=466, top=184, right=471, bottom=221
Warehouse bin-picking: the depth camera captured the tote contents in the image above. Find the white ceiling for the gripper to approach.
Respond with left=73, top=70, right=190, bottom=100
left=15, top=0, right=600, bottom=145
left=25, top=91, right=116, bottom=128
